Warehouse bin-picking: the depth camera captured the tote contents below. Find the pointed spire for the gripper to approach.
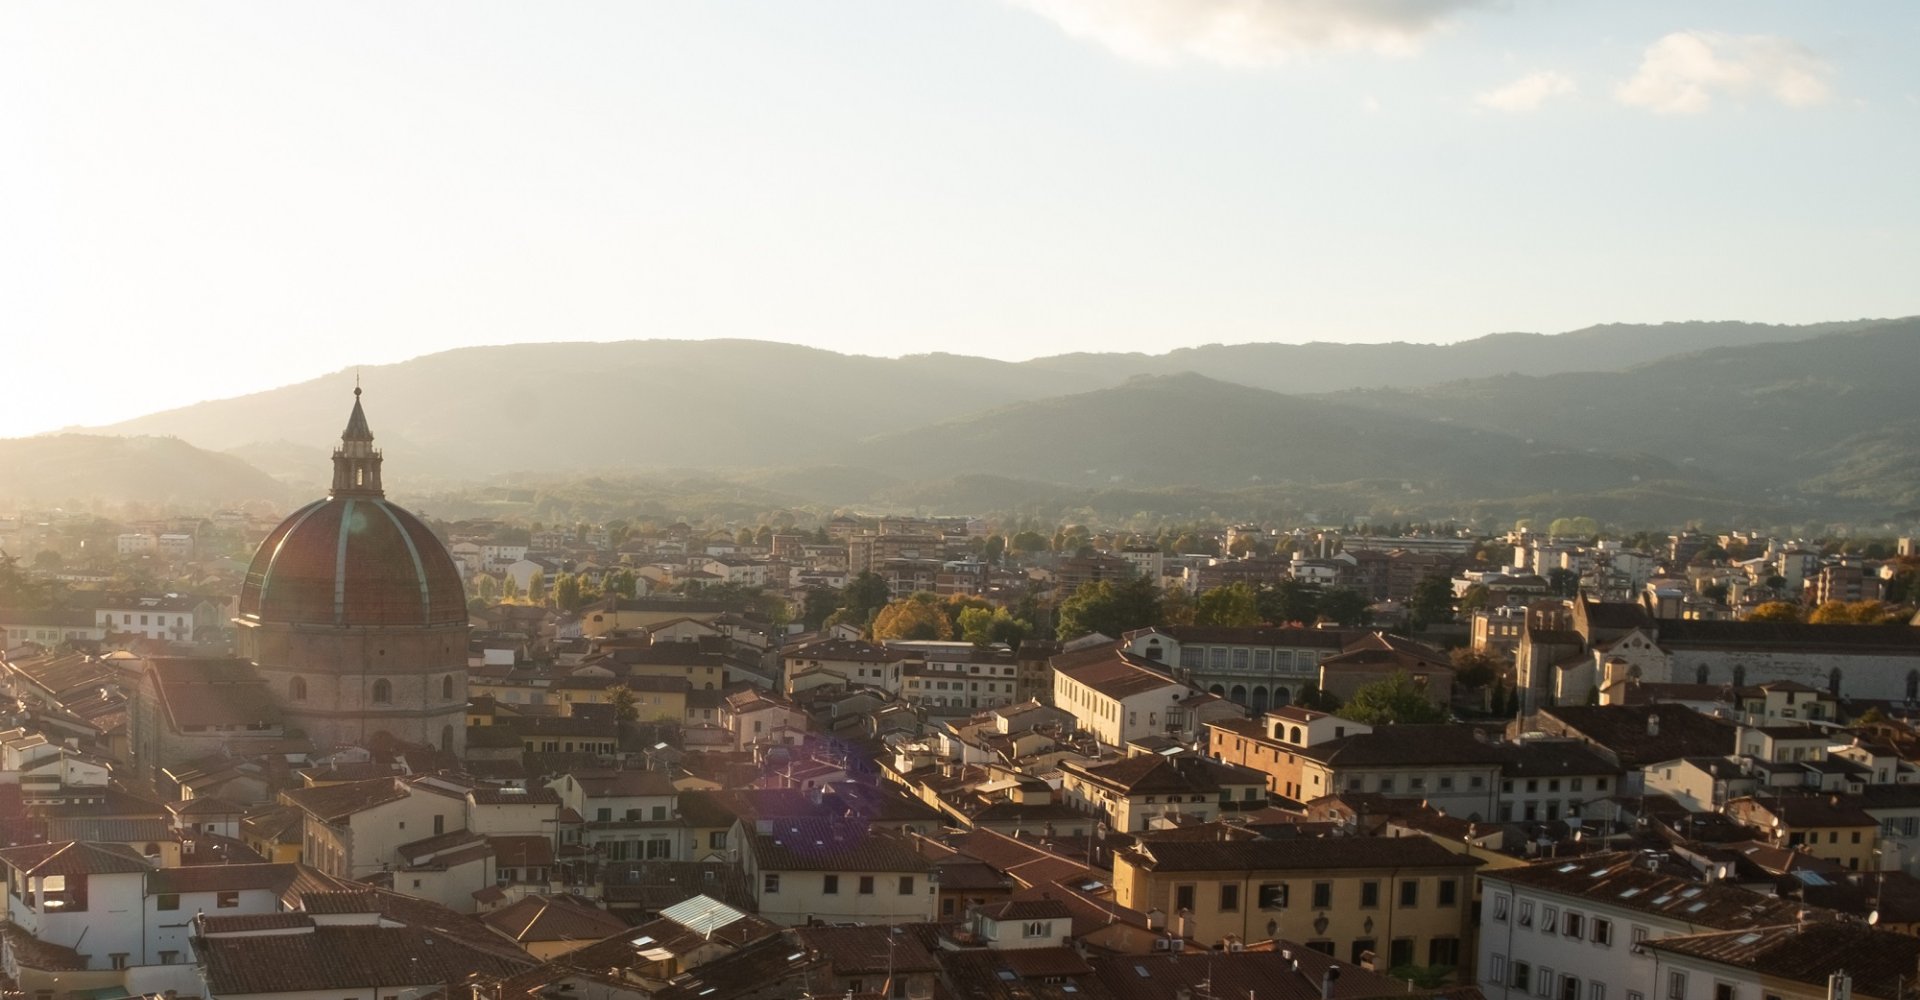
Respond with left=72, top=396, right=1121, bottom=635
left=331, top=385, right=384, bottom=497
left=342, top=383, right=374, bottom=443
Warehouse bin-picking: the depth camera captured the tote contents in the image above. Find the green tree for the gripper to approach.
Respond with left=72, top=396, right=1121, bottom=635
left=1193, top=583, right=1262, bottom=627
left=1748, top=601, right=1803, bottom=623
left=608, top=684, right=640, bottom=722
left=1809, top=600, right=1897, bottom=625
left=1317, top=587, right=1372, bottom=627
left=873, top=593, right=955, bottom=641
left=501, top=574, right=522, bottom=602
left=958, top=606, right=1031, bottom=648
left=609, top=569, right=639, bottom=598
left=1340, top=671, right=1450, bottom=725
left=1055, top=575, right=1164, bottom=640
left=526, top=570, right=547, bottom=605
left=1407, top=575, right=1456, bottom=631
left=801, top=588, right=842, bottom=631
left=1448, top=648, right=1501, bottom=689
left=980, top=535, right=1007, bottom=567
left=1257, top=580, right=1319, bottom=626
left=1009, top=531, right=1048, bottom=557
left=474, top=574, right=499, bottom=601
left=841, top=572, right=892, bottom=625
left=553, top=572, right=584, bottom=612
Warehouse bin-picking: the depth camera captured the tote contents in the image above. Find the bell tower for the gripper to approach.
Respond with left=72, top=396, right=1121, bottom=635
left=330, top=386, right=384, bottom=497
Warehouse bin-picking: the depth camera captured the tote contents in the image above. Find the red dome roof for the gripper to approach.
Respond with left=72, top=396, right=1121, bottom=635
left=238, top=496, right=467, bottom=628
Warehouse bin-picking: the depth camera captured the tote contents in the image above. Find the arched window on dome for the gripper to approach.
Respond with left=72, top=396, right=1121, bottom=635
left=371, top=679, right=392, bottom=704
left=442, top=675, right=454, bottom=701
left=289, top=676, right=307, bottom=701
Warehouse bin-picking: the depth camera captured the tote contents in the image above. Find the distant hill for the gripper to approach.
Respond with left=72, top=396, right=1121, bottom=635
left=1017, top=318, right=1871, bottom=391
left=0, top=435, right=289, bottom=506
left=1326, top=318, right=1920, bottom=512
left=859, top=372, right=1686, bottom=498
left=42, top=316, right=1920, bottom=526
left=79, top=320, right=1878, bottom=479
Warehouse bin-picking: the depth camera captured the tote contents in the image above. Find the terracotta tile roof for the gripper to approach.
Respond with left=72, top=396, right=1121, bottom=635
left=747, top=819, right=930, bottom=874
left=148, top=862, right=348, bottom=896
left=1054, top=650, right=1183, bottom=700
left=1124, top=835, right=1481, bottom=874
left=1481, top=851, right=1806, bottom=928
left=1647, top=921, right=1920, bottom=997
left=569, top=768, right=677, bottom=798
left=282, top=776, right=410, bottom=824
left=194, top=923, right=534, bottom=995
left=470, top=785, right=562, bottom=806
left=0, top=840, right=153, bottom=877
left=481, top=893, right=629, bottom=944
left=489, top=835, right=554, bottom=869
left=0, top=918, right=87, bottom=971
left=791, top=924, right=941, bottom=976
left=1092, top=947, right=1478, bottom=1000
left=650, top=932, right=824, bottom=1000
left=147, top=656, right=283, bottom=730
left=199, top=912, right=314, bottom=933
left=1536, top=704, right=1739, bottom=770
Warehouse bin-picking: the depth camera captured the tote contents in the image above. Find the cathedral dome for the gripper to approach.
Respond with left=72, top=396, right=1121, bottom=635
left=236, top=390, right=467, bottom=628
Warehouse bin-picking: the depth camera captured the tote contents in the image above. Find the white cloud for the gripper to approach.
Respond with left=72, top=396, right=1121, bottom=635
left=1475, top=70, right=1576, bottom=112
left=1616, top=31, right=1832, bottom=114
left=1003, top=0, right=1492, bottom=67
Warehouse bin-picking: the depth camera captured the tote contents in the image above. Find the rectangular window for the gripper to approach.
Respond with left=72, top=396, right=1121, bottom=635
left=110, top=954, right=128, bottom=971
left=1488, top=955, right=1508, bottom=985
left=1562, top=975, right=1582, bottom=1000
left=899, top=876, right=915, bottom=895
left=1593, top=918, right=1613, bottom=945
left=1312, top=882, right=1333, bottom=908
left=217, top=891, right=239, bottom=908
left=823, top=874, right=839, bottom=894
left=1631, top=926, right=1649, bottom=954
left=1221, top=884, right=1240, bottom=912
left=1176, top=884, right=1196, bottom=912
left=1669, top=973, right=1687, bottom=1000
left=1259, top=883, right=1288, bottom=909
left=860, top=875, right=875, bottom=895
left=1361, top=880, right=1380, bottom=908
left=1399, top=880, right=1419, bottom=907
left=1492, top=894, right=1510, bottom=921
left=1565, top=912, right=1585, bottom=938
left=1428, top=937, right=1460, bottom=968
left=1714, top=986, right=1733, bottom=1000
left=156, top=893, right=180, bottom=911
left=1390, top=938, right=1415, bottom=969
left=1541, top=906, right=1558, bottom=933
left=1513, top=963, right=1532, bottom=992
left=1518, top=900, right=1534, bottom=926
left=1592, top=985, right=1607, bottom=1000
left=1538, top=967, right=1555, bottom=999
left=1438, top=878, right=1458, bottom=906
left=764, top=873, right=780, bottom=894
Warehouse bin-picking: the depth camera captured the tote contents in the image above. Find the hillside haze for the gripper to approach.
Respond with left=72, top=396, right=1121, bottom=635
left=81, top=319, right=1865, bottom=478
left=28, top=316, right=1920, bottom=526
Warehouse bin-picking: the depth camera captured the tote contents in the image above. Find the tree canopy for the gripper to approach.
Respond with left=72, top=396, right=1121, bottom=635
left=1055, top=575, right=1164, bottom=641
left=872, top=593, right=955, bottom=641
left=1339, top=671, right=1450, bottom=725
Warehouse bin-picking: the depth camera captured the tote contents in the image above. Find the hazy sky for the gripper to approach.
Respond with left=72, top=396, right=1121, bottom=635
left=4, top=1, right=1916, bottom=437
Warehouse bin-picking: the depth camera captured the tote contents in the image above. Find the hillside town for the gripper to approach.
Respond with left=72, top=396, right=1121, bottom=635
left=2, top=393, right=1920, bottom=1000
